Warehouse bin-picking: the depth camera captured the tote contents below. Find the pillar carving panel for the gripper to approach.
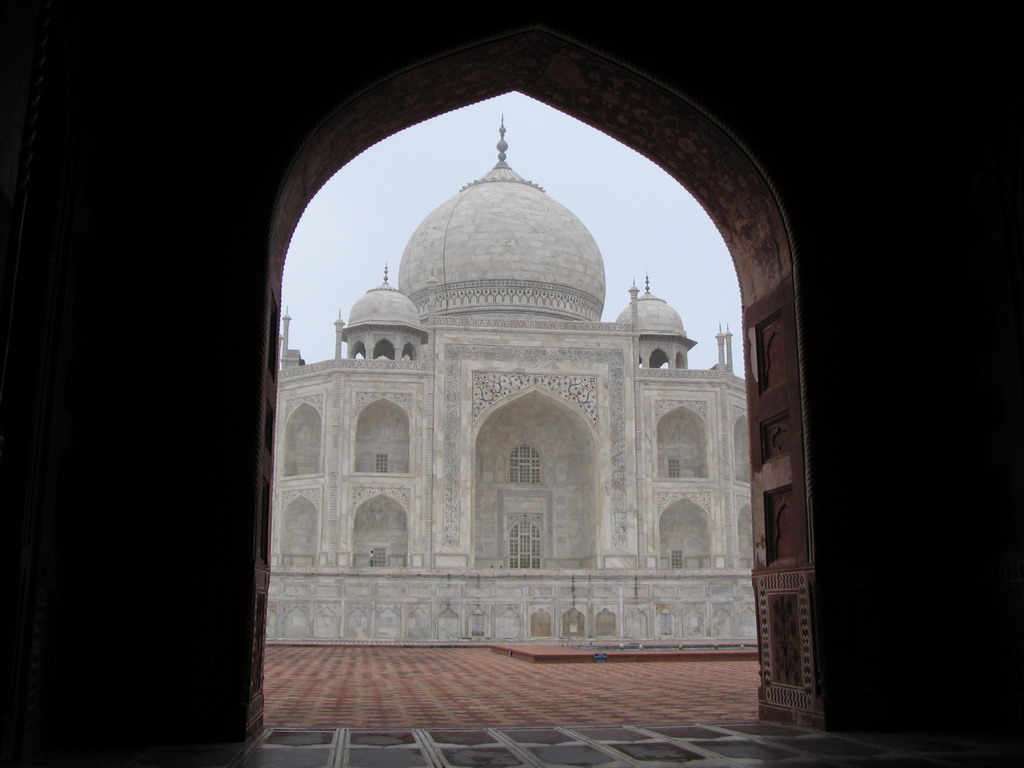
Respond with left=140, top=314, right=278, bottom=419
left=755, top=568, right=821, bottom=724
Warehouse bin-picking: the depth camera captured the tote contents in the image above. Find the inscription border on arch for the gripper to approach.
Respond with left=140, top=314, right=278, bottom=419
left=472, top=372, right=597, bottom=424
left=354, top=391, right=413, bottom=415
left=285, top=394, right=324, bottom=419
left=281, top=487, right=321, bottom=511
left=350, top=486, right=412, bottom=512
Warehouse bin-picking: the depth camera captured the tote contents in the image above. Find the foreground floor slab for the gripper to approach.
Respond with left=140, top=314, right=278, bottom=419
left=15, top=724, right=1024, bottom=767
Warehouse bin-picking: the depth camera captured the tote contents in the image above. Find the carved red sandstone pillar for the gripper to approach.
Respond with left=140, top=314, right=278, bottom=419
left=747, top=282, right=822, bottom=727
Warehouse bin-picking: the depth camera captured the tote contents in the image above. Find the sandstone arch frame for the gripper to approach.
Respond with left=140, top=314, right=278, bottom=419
left=271, top=29, right=813, bottom=725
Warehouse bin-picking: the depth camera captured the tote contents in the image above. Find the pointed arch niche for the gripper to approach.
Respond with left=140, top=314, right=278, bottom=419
left=354, top=398, right=410, bottom=474
left=269, top=29, right=811, bottom=727
left=659, top=498, right=711, bottom=569
left=280, top=496, right=318, bottom=567
left=472, top=389, right=598, bottom=569
left=284, top=403, right=321, bottom=476
left=351, top=495, right=408, bottom=568
left=657, top=406, right=708, bottom=479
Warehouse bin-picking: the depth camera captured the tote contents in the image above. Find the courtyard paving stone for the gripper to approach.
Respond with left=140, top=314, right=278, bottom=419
left=12, top=646, right=1024, bottom=767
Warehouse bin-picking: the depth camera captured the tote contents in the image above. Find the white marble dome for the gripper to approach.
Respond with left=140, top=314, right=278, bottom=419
left=398, top=159, right=606, bottom=322
left=617, top=290, right=687, bottom=336
left=348, top=280, right=422, bottom=328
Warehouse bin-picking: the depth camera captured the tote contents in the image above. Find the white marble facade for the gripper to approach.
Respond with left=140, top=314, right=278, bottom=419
left=269, top=134, right=753, bottom=643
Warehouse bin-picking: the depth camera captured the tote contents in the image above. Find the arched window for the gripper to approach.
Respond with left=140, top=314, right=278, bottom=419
left=530, top=609, right=552, bottom=638
left=284, top=404, right=321, bottom=476
left=354, top=399, right=410, bottom=473
left=372, top=338, right=394, bottom=360
left=352, top=495, right=408, bottom=568
left=350, top=341, right=366, bottom=359
left=401, top=342, right=415, bottom=361
left=281, top=496, right=317, bottom=566
left=508, top=518, right=541, bottom=569
left=659, top=499, right=711, bottom=569
left=656, top=406, right=707, bottom=478
left=562, top=608, right=585, bottom=638
left=508, top=444, right=541, bottom=483
left=596, top=608, right=617, bottom=637
left=649, top=348, right=669, bottom=368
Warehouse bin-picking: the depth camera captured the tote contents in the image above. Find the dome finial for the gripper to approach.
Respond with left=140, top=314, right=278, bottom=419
left=383, top=263, right=389, bottom=284
left=495, top=116, right=509, bottom=168
left=644, top=274, right=651, bottom=294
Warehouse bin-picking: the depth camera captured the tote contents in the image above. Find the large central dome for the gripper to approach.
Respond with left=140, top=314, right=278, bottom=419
left=398, top=127, right=606, bottom=322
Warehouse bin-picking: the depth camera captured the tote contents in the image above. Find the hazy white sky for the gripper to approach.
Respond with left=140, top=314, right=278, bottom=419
left=282, top=92, right=742, bottom=373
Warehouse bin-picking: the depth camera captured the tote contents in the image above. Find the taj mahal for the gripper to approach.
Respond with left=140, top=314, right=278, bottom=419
left=267, top=127, right=754, bottom=643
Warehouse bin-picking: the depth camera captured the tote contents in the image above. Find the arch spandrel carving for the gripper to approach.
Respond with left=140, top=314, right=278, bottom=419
left=472, top=372, right=597, bottom=424
left=657, top=491, right=712, bottom=513
left=655, top=399, right=708, bottom=421
left=281, top=488, right=321, bottom=510
left=354, top=391, right=413, bottom=415
left=350, top=487, right=411, bottom=512
left=285, top=394, right=324, bottom=419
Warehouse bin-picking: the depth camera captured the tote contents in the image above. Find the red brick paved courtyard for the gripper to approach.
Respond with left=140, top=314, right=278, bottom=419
left=264, top=644, right=760, bottom=729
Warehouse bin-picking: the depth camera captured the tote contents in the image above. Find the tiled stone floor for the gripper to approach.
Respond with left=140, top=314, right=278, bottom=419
left=263, top=645, right=760, bottom=727
left=16, top=723, right=1024, bottom=767
left=12, top=645, right=1024, bottom=766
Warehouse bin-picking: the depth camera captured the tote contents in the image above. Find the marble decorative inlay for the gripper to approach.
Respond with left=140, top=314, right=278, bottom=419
left=410, top=279, right=603, bottom=322
left=443, top=486, right=459, bottom=547
left=472, top=373, right=597, bottom=424
left=281, top=488, right=320, bottom=509
left=445, top=344, right=627, bottom=547
left=435, top=316, right=633, bottom=333
left=280, top=359, right=428, bottom=378
left=285, top=394, right=323, bottom=418
left=757, top=569, right=814, bottom=711
left=508, top=511, right=543, bottom=526
left=637, top=368, right=729, bottom=379
left=354, top=391, right=413, bottom=414
left=327, top=473, right=338, bottom=555
left=654, top=399, right=708, bottom=420
left=350, top=487, right=411, bottom=511
left=657, top=491, right=712, bottom=513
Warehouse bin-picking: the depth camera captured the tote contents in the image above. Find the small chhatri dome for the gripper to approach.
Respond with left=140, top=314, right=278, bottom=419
left=347, top=266, right=422, bottom=328
left=616, top=276, right=687, bottom=336
left=398, top=121, right=606, bottom=322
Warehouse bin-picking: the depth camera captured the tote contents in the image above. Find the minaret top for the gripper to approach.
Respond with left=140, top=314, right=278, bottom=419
left=494, top=117, right=509, bottom=169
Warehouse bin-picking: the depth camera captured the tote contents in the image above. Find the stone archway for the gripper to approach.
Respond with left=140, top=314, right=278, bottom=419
left=266, top=28, right=814, bottom=726
left=472, top=389, right=599, bottom=570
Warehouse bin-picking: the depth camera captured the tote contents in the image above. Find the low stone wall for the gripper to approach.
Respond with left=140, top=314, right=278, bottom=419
left=267, top=570, right=755, bottom=642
